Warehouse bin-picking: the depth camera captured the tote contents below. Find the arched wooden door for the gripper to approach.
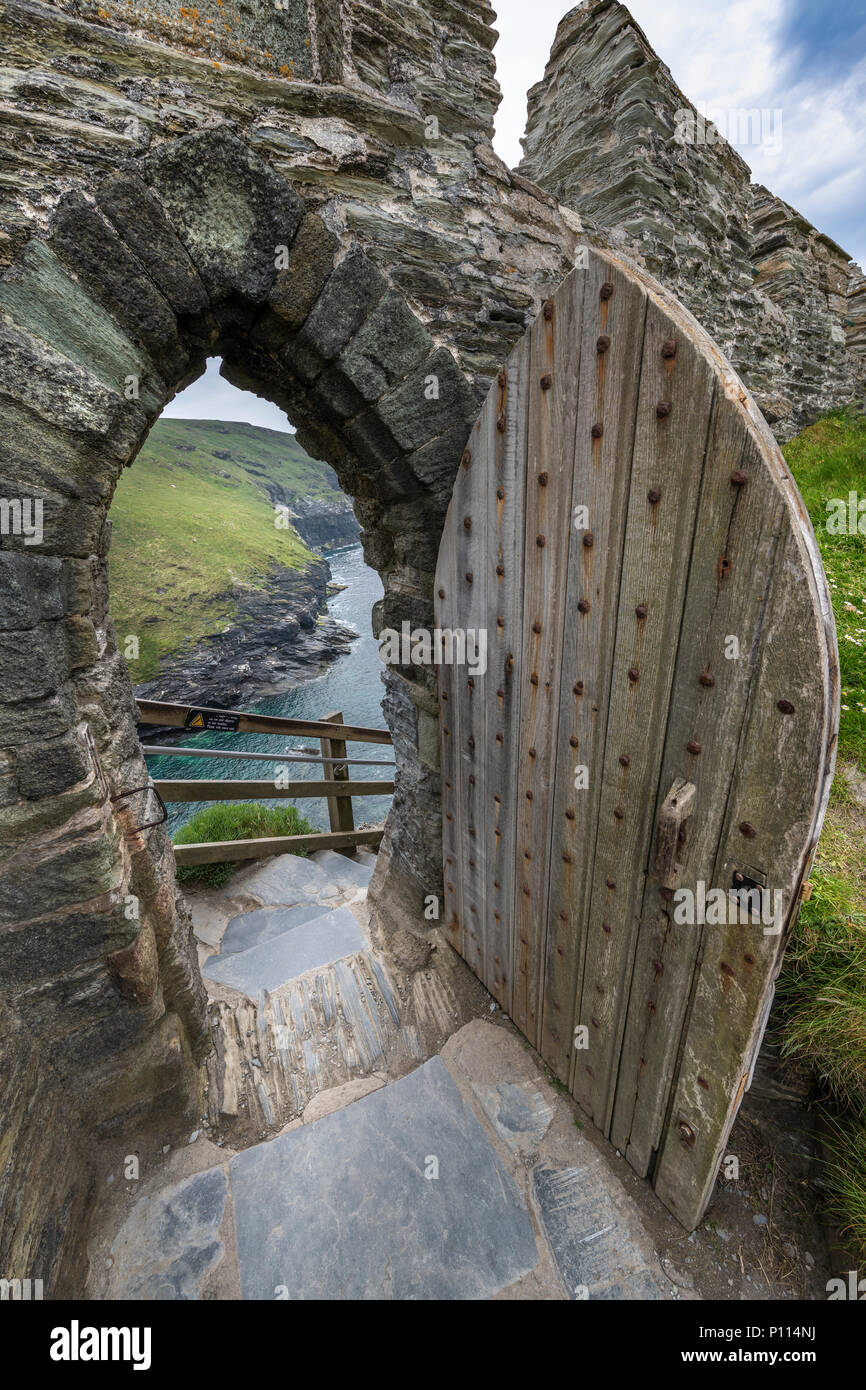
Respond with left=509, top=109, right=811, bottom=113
left=435, top=247, right=838, bottom=1230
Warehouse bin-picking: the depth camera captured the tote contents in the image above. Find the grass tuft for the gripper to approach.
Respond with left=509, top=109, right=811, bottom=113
left=173, top=801, right=316, bottom=888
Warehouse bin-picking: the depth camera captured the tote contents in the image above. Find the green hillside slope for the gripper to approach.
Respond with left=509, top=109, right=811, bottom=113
left=108, top=418, right=344, bottom=681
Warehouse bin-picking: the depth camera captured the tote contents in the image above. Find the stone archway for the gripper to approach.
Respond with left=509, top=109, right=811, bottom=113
left=0, top=124, right=481, bottom=1286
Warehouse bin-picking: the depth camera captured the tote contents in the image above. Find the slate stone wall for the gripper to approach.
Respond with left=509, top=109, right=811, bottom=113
left=0, top=0, right=581, bottom=1285
left=520, top=0, right=866, bottom=438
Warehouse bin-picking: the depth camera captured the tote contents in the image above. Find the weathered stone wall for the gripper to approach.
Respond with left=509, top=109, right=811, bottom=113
left=0, top=0, right=581, bottom=1287
left=520, top=0, right=866, bottom=437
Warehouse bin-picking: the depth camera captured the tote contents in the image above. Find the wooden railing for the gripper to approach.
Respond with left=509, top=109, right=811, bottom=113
left=137, top=700, right=393, bottom=867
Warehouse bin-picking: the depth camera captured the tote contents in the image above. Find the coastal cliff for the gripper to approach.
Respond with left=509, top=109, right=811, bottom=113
left=109, top=416, right=361, bottom=706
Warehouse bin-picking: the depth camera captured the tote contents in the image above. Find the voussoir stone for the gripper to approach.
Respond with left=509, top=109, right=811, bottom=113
left=337, top=289, right=433, bottom=403
left=266, top=211, right=339, bottom=334
left=143, top=126, right=304, bottom=307
left=296, top=247, right=389, bottom=361
left=48, top=190, right=187, bottom=382
left=97, top=171, right=209, bottom=318
left=377, top=345, right=477, bottom=451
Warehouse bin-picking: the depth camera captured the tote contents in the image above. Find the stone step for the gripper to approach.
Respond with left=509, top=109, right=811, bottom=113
left=219, top=904, right=331, bottom=957
left=229, top=1057, right=539, bottom=1299
left=203, top=905, right=366, bottom=1000
left=228, top=852, right=342, bottom=907
left=309, top=848, right=374, bottom=890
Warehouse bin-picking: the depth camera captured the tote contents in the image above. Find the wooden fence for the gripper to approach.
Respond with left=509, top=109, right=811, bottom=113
left=137, top=700, right=393, bottom=866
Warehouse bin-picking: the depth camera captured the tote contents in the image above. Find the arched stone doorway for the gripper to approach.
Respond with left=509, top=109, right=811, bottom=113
left=0, top=124, right=481, bottom=1282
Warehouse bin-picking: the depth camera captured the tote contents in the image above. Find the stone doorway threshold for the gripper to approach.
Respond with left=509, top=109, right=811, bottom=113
left=86, top=851, right=833, bottom=1300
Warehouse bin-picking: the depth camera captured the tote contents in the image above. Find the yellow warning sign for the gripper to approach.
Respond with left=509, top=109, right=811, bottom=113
left=183, top=708, right=241, bottom=732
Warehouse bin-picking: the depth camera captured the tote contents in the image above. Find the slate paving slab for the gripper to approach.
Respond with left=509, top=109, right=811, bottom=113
left=220, top=904, right=329, bottom=956
left=530, top=1162, right=665, bottom=1300
left=203, top=905, right=366, bottom=998
left=230, top=853, right=341, bottom=906
left=310, top=848, right=374, bottom=890
left=229, top=1056, right=539, bottom=1299
left=107, top=1168, right=228, bottom=1300
left=472, top=1080, right=555, bottom=1156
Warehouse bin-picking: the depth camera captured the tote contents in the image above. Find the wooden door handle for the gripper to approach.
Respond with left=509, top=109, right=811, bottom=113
left=651, top=778, right=696, bottom=888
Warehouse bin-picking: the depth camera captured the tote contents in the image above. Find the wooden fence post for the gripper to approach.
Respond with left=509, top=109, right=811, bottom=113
left=320, top=710, right=355, bottom=845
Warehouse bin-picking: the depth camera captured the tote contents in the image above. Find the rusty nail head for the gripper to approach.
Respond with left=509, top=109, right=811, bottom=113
left=465, top=571, right=473, bottom=583
left=497, top=368, right=507, bottom=387
left=699, top=672, right=715, bottom=687
left=540, top=373, right=552, bottom=390
left=532, top=620, right=542, bottom=634
left=614, top=806, right=624, bottom=820
left=600, top=281, right=614, bottom=300
left=606, top=878, right=616, bottom=890
left=574, top=681, right=584, bottom=694
left=777, top=699, right=795, bottom=714
left=496, top=415, right=506, bottom=433
left=619, top=754, right=630, bottom=767
left=628, top=666, right=639, bottom=682
left=496, top=486, right=505, bottom=499
left=568, top=735, right=579, bottom=748
left=583, top=532, right=594, bottom=548
left=597, top=335, right=610, bottom=354
left=463, top=516, right=471, bottom=530
left=461, top=449, right=471, bottom=467
left=677, top=1119, right=696, bottom=1146
left=496, top=563, right=505, bottom=576
left=578, top=598, right=590, bottom=614
left=536, top=534, right=546, bottom=547
left=636, top=603, right=648, bottom=619
left=566, top=809, right=575, bottom=820
left=542, top=299, right=554, bottom=320
left=647, top=487, right=661, bottom=504
left=730, top=469, right=748, bottom=486
left=538, top=471, right=549, bottom=486
left=437, top=587, right=445, bottom=599
left=656, top=401, right=671, bottom=418
left=687, top=740, right=702, bottom=755
left=661, top=339, right=678, bottom=360
left=739, top=821, right=756, bottom=838
left=591, top=423, right=603, bottom=439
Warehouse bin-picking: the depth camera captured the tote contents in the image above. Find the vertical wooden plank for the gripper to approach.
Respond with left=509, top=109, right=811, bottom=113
left=320, top=711, right=355, bottom=837
left=539, top=253, right=647, bottom=1081
left=652, top=518, right=835, bottom=1227
left=610, top=417, right=787, bottom=1170
left=452, top=407, right=490, bottom=980
left=573, top=301, right=718, bottom=1132
left=436, top=453, right=467, bottom=960
left=510, top=278, right=584, bottom=1048
left=482, top=335, right=530, bottom=1010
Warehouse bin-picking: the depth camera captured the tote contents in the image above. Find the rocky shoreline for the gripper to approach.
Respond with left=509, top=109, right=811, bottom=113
left=134, top=553, right=358, bottom=714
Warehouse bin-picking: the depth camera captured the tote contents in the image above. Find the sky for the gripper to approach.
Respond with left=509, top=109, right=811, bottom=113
left=169, top=0, right=865, bottom=428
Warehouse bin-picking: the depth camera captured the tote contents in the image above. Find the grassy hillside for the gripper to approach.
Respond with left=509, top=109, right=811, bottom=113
left=109, top=418, right=339, bottom=680
left=780, top=408, right=866, bottom=1260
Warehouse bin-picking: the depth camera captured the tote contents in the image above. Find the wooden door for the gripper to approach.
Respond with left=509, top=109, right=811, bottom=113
left=435, top=247, right=838, bottom=1229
